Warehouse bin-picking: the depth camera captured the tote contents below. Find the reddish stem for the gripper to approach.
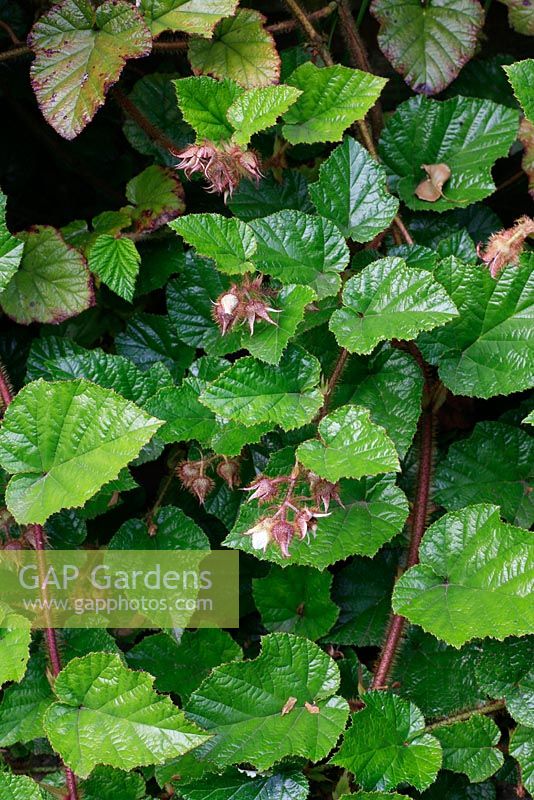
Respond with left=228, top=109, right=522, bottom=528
left=112, top=87, right=177, bottom=152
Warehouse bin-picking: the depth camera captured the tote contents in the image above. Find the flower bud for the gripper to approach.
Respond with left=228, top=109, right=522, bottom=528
left=272, top=519, right=294, bottom=558
left=216, top=458, right=241, bottom=489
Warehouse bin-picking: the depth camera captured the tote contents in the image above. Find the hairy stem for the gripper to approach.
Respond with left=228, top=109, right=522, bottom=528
left=424, top=699, right=506, bottom=732
left=112, top=87, right=177, bottom=152
left=283, top=0, right=335, bottom=65
left=0, top=20, right=23, bottom=45
left=0, top=44, right=32, bottom=61
left=269, top=3, right=338, bottom=33
left=317, top=348, right=349, bottom=420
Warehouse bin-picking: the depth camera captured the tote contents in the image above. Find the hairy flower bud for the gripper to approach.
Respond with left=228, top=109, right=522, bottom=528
left=242, top=476, right=282, bottom=503
left=212, top=289, right=240, bottom=335
left=190, top=475, right=215, bottom=505
left=271, top=519, right=294, bottom=559
left=308, top=473, right=343, bottom=512
left=478, top=215, right=534, bottom=278
left=216, top=458, right=241, bottom=489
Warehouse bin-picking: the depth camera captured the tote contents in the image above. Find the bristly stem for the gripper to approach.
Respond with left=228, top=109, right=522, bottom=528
left=424, top=699, right=506, bottom=732
left=112, top=87, right=177, bottom=152
left=283, top=0, right=335, bottom=65
left=0, top=44, right=32, bottom=61
left=317, top=348, right=349, bottom=420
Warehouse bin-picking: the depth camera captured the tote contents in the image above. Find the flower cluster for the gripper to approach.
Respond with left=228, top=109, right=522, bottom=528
left=212, top=275, right=280, bottom=336
left=478, top=215, right=534, bottom=278
left=242, top=469, right=343, bottom=558
left=177, top=456, right=241, bottom=504
left=172, top=141, right=263, bottom=201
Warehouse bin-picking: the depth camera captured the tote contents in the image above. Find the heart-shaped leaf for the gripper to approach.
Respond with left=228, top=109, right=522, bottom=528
left=504, top=59, right=534, bottom=123
left=432, top=715, right=503, bottom=782
left=170, top=214, right=257, bottom=274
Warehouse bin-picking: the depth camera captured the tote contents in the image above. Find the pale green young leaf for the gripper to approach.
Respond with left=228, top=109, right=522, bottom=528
left=434, top=421, right=534, bottom=527
left=0, top=190, right=23, bottom=293
left=253, top=565, right=339, bottom=640
left=1, top=226, right=93, bottom=325
left=246, top=285, right=316, bottom=365
left=329, top=257, right=457, bottom=354
left=417, top=255, right=534, bottom=398
left=379, top=96, right=519, bottom=211
left=125, top=165, right=185, bottom=233
left=432, top=715, right=503, bottom=782
left=332, top=692, right=442, bottom=791
left=504, top=59, right=534, bottom=123
left=393, top=504, right=534, bottom=647
left=186, top=633, right=349, bottom=769
left=524, top=409, right=534, bottom=425
left=227, top=85, right=302, bottom=146
left=179, top=768, right=309, bottom=800
left=170, top=214, right=257, bottom=274
left=43, top=652, right=209, bottom=778
left=0, top=653, right=54, bottom=746
left=174, top=76, right=242, bottom=142
left=309, top=138, right=399, bottom=243
left=282, top=63, right=386, bottom=144
left=141, top=0, right=238, bottom=36
left=88, top=235, right=141, bottom=302
left=475, top=636, right=534, bottom=726
left=189, top=9, right=280, bottom=89
left=249, top=210, right=349, bottom=299
left=297, top=405, right=400, bottom=482
left=79, top=767, right=146, bottom=800
left=509, top=725, right=534, bottom=793
left=371, top=0, right=484, bottom=94
left=199, top=346, right=323, bottom=430
left=0, top=603, right=31, bottom=687
left=0, top=379, right=162, bottom=524
left=0, top=772, right=44, bottom=800
left=29, top=0, right=151, bottom=140
left=498, top=0, right=534, bottom=35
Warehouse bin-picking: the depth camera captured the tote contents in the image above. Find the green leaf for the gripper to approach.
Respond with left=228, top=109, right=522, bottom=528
left=147, top=379, right=219, bottom=446
left=504, top=60, right=534, bottom=123
left=253, top=565, right=339, bottom=640
left=179, top=767, right=309, bottom=800
left=332, top=692, right=442, bottom=791
left=475, top=636, right=534, bottom=726
left=0, top=652, right=54, bottom=746
left=498, top=0, right=534, bottom=35
left=186, top=632, right=349, bottom=770
left=0, top=379, right=162, bottom=524
left=125, top=166, right=185, bottom=233
left=200, top=346, right=323, bottom=431
left=141, top=0, right=238, bottom=36
left=226, top=475, right=408, bottom=569
left=109, top=505, right=209, bottom=551
left=282, top=63, right=386, bottom=144
left=189, top=9, right=280, bottom=89
left=0, top=603, right=31, bottom=687
left=309, top=138, right=399, bottom=243
left=0, top=772, right=43, bottom=800
left=174, top=76, right=242, bottom=143
left=249, top=210, right=349, bottom=299
left=246, top=285, right=316, bottom=365
left=419, top=771, right=497, bottom=799
left=509, top=725, right=534, bottom=793
left=227, top=86, right=302, bottom=146
left=326, top=550, right=397, bottom=646
left=1, top=226, right=93, bottom=325
left=434, top=421, right=534, bottom=527
left=346, top=794, right=406, bottom=800
left=29, top=0, right=151, bottom=140
left=0, top=189, right=23, bottom=293
left=127, top=630, right=242, bottom=701
left=329, top=257, right=457, bottom=355
left=392, top=504, right=534, bottom=647
left=432, top=715, right=503, bottom=782
left=115, top=312, right=195, bottom=381
left=79, top=767, right=146, bottom=800
left=371, top=0, right=484, bottom=95
left=60, top=628, right=121, bottom=662
left=379, top=95, right=519, bottom=211
left=43, top=652, right=209, bottom=778
left=170, top=214, right=257, bottom=274
left=297, top=405, right=400, bottom=482
left=417, top=255, right=534, bottom=398
left=229, top=171, right=313, bottom=220
left=88, top=235, right=141, bottom=302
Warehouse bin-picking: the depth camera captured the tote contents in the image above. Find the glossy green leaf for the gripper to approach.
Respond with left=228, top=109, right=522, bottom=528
left=179, top=768, right=309, bottom=800
left=226, top=475, right=408, bottom=568
left=498, top=0, right=534, bottom=35
left=253, top=565, right=339, bottom=640
left=393, top=504, right=534, bottom=647
left=379, top=96, right=519, bottom=211
left=127, top=629, right=242, bottom=701
left=246, top=285, right=316, bottom=365
left=475, top=636, right=534, bottom=726
left=186, top=632, right=349, bottom=769
left=509, top=725, right=534, bottom=793
left=0, top=602, right=31, bottom=687
left=249, top=210, right=349, bottom=299
left=419, top=771, right=497, bottom=799
left=282, top=63, right=386, bottom=144
left=43, top=652, right=209, bottom=778
left=79, top=767, right=146, bottom=800
left=417, top=255, right=534, bottom=398
left=115, top=312, right=195, bottom=381
left=0, top=772, right=43, bottom=800
left=125, top=165, right=185, bottom=233
left=504, top=59, right=534, bottom=123
left=174, top=76, right=242, bottom=143
left=309, top=137, right=399, bottom=243
left=88, top=235, right=141, bottom=302
left=189, top=9, right=280, bottom=89
left=227, top=86, right=302, bottom=146
left=229, top=171, right=313, bottom=220
left=170, top=214, right=257, bottom=274
left=1, top=226, right=93, bottom=325
left=0, top=379, right=162, bottom=524
left=297, top=405, right=400, bottom=482
left=199, top=346, right=323, bottom=431
left=329, top=257, right=457, bottom=354
left=432, top=715, right=503, bottom=782
left=0, top=190, right=23, bottom=293
left=147, top=378, right=219, bottom=446
left=0, top=652, right=54, bottom=746
left=109, top=505, right=209, bottom=551
left=371, top=0, right=484, bottom=94
left=332, top=692, right=442, bottom=791
left=29, top=0, right=151, bottom=140
left=434, top=421, right=534, bottom=527
left=141, top=0, right=238, bottom=36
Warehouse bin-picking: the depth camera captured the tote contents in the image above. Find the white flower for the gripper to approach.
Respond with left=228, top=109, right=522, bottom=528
left=244, top=519, right=273, bottom=552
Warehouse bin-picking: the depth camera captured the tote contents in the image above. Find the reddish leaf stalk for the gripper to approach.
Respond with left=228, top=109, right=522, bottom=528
left=0, top=44, right=32, bottom=61
left=112, top=86, right=177, bottom=152
left=424, top=699, right=506, bottom=732
left=0, top=365, right=79, bottom=800
left=317, top=347, right=349, bottom=420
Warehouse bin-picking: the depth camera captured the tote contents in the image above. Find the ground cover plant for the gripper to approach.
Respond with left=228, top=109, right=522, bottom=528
left=0, top=0, right=533, bottom=798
